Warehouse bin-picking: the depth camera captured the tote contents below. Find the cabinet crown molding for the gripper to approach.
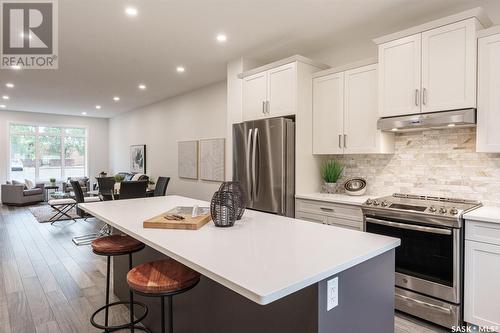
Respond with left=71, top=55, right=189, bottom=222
left=477, top=25, right=500, bottom=38
left=373, top=7, right=491, bottom=45
left=238, top=55, right=329, bottom=79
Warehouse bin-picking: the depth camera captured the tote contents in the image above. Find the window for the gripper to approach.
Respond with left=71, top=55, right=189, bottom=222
left=9, top=123, right=87, bottom=182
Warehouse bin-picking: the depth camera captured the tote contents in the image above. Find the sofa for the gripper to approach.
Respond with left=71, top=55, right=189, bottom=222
left=116, top=172, right=149, bottom=182
left=1, top=182, right=45, bottom=205
left=62, top=177, right=90, bottom=193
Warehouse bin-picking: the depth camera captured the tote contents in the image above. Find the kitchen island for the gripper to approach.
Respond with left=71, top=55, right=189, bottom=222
left=80, top=195, right=400, bottom=333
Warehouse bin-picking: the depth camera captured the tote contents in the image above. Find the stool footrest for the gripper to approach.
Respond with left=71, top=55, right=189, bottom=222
left=90, top=300, right=148, bottom=331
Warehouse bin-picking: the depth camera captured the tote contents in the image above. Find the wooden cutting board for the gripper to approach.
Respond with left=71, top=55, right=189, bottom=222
left=143, top=208, right=212, bottom=230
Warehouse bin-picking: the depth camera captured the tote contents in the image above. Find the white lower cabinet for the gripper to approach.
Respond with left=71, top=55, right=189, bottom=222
left=464, top=220, right=500, bottom=329
left=295, top=199, right=363, bottom=231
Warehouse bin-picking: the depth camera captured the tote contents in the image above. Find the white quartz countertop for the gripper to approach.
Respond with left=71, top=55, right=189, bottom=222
left=464, top=206, right=500, bottom=224
left=296, top=193, right=375, bottom=205
left=80, top=195, right=399, bottom=305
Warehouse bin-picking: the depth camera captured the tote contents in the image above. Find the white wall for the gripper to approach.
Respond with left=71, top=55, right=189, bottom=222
left=109, top=81, right=227, bottom=201
left=0, top=110, right=109, bottom=189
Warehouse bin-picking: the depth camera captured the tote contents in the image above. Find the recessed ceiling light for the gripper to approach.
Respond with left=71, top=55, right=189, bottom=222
left=6, top=83, right=14, bottom=88
left=95, top=105, right=101, bottom=109
left=125, top=6, right=138, bottom=17
left=447, top=123, right=456, bottom=127
left=176, top=66, right=185, bottom=73
left=10, top=65, right=21, bottom=70
left=113, top=96, right=120, bottom=101
left=216, top=33, right=227, bottom=43
left=81, top=112, right=87, bottom=115
left=391, top=128, right=398, bottom=132
left=0, top=104, right=5, bottom=108
left=2, top=95, right=9, bottom=100
left=138, top=84, right=146, bottom=90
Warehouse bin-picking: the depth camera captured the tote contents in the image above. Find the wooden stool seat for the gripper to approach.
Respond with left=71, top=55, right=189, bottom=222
left=91, top=235, right=145, bottom=255
left=127, top=259, right=201, bottom=295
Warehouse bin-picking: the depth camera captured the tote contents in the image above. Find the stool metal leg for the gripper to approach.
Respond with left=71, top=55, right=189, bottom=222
left=168, top=296, right=173, bottom=333
left=129, top=254, right=135, bottom=333
left=105, top=256, right=111, bottom=330
left=161, top=297, right=165, bottom=333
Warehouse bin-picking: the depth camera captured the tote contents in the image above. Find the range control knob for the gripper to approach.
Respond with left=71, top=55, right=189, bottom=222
left=381, top=201, right=389, bottom=207
left=449, top=207, right=459, bottom=215
left=429, top=206, right=437, bottom=213
left=365, top=199, right=373, bottom=205
left=373, top=200, right=380, bottom=206
left=439, top=207, right=448, bottom=214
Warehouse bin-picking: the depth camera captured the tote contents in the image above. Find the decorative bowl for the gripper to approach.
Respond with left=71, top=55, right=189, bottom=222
left=344, top=178, right=367, bottom=196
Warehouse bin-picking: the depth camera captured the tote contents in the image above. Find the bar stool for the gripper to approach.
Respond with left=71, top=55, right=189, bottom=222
left=127, top=259, right=201, bottom=333
left=90, top=235, right=149, bottom=332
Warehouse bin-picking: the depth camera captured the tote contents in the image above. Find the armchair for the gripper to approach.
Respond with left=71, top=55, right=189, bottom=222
left=63, top=177, right=90, bottom=193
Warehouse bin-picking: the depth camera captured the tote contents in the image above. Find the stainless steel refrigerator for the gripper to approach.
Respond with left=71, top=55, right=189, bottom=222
left=233, top=117, right=295, bottom=217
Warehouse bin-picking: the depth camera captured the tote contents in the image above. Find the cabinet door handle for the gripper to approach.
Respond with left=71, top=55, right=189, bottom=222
left=344, top=134, right=347, bottom=148
left=262, top=101, right=266, bottom=114
left=266, top=101, right=270, bottom=114
left=423, top=88, right=427, bottom=105
left=320, top=207, right=334, bottom=212
left=415, top=89, right=419, bottom=106
left=338, top=134, right=342, bottom=149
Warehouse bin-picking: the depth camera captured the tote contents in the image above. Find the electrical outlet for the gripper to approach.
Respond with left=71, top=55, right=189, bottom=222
left=327, top=277, right=338, bottom=311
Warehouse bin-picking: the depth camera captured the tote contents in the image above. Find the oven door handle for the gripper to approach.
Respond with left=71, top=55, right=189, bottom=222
left=365, top=217, right=452, bottom=235
left=396, top=294, right=452, bottom=314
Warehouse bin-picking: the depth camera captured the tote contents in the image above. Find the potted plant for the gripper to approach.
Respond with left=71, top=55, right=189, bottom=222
left=114, top=174, right=125, bottom=183
left=148, top=179, right=156, bottom=190
left=321, top=160, right=344, bottom=194
left=49, top=178, right=56, bottom=186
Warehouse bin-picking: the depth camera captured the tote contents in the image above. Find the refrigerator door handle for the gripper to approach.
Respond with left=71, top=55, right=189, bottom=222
left=252, top=128, right=259, bottom=200
left=246, top=129, right=253, bottom=201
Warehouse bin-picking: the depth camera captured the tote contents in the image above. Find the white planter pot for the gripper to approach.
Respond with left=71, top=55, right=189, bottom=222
left=322, top=182, right=337, bottom=194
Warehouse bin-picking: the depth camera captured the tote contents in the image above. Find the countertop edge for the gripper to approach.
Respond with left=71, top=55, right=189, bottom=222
left=295, top=193, right=371, bottom=206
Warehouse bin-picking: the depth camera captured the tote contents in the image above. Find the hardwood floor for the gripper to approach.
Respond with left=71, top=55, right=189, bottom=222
left=0, top=204, right=449, bottom=333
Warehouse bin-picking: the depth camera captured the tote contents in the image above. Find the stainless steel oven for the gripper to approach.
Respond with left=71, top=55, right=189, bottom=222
left=362, top=194, right=481, bottom=329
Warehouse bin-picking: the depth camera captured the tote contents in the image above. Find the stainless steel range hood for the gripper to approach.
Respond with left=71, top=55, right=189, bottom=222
left=377, top=109, right=476, bottom=132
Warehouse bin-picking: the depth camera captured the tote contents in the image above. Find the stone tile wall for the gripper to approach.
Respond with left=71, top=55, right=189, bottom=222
left=328, top=127, right=500, bottom=206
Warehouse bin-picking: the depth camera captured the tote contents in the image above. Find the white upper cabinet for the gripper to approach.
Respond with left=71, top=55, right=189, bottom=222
left=421, top=20, right=477, bottom=112
left=312, top=72, right=344, bottom=154
left=267, top=63, right=297, bottom=118
left=242, top=72, right=267, bottom=121
left=344, top=64, right=386, bottom=154
left=240, top=58, right=324, bottom=122
left=377, top=18, right=480, bottom=117
left=378, top=34, right=421, bottom=117
left=313, top=64, right=394, bottom=155
left=477, top=30, right=500, bottom=153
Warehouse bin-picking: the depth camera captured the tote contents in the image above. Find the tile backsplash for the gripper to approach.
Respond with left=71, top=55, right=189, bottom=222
left=330, top=127, right=500, bottom=206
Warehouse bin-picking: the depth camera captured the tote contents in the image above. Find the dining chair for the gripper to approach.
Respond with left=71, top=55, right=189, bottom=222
left=70, top=180, right=105, bottom=245
left=154, top=177, right=170, bottom=197
left=119, top=181, right=148, bottom=200
left=97, top=177, right=116, bottom=201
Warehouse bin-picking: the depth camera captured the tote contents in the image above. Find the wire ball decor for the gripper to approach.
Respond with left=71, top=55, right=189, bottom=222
left=210, top=182, right=246, bottom=227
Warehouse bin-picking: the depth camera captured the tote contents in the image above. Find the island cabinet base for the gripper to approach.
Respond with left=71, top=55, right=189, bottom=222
left=113, top=247, right=395, bottom=333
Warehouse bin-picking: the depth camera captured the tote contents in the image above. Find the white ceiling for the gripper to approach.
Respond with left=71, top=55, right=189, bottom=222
left=1, top=0, right=499, bottom=118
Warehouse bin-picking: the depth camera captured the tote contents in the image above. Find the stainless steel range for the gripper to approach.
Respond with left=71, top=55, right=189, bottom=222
left=362, top=193, right=482, bottom=329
